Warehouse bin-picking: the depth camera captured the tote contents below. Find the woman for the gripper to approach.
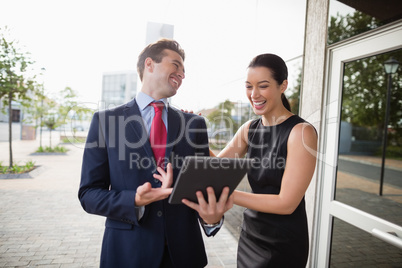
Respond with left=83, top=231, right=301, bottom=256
left=185, top=53, right=317, bottom=267
left=228, top=53, right=317, bottom=267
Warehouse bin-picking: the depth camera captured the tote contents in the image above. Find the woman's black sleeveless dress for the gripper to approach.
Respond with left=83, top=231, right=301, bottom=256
left=237, top=115, right=309, bottom=268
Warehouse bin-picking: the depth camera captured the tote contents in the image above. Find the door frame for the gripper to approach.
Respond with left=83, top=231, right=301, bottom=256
left=313, top=21, right=402, bottom=267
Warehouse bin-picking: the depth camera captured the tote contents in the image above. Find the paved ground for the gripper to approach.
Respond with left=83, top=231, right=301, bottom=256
left=0, top=134, right=237, bottom=268
left=218, top=152, right=402, bottom=267
left=1, top=126, right=401, bottom=267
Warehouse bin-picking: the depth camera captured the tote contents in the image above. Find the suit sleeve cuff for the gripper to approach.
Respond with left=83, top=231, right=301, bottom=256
left=200, top=217, right=224, bottom=237
left=135, top=206, right=145, bottom=221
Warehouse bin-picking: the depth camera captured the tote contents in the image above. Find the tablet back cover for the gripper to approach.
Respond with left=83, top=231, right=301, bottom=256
left=168, top=156, right=254, bottom=204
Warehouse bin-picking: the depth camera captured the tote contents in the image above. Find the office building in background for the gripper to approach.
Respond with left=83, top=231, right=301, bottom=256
left=145, top=22, right=174, bottom=44
left=100, top=22, right=174, bottom=109
left=101, top=71, right=137, bottom=109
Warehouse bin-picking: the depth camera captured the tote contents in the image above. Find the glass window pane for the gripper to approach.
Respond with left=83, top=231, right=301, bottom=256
left=328, top=0, right=402, bottom=45
left=335, top=49, right=402, bottom=226
left=330, top=218, right=402, bottom=267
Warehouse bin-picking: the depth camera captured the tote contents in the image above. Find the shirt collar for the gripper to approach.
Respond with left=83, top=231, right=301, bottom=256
left=136, top=91, right=169, bottom=111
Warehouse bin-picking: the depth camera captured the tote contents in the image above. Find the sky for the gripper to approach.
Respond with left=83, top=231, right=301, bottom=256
left=0, top=0, right=307, bottom=112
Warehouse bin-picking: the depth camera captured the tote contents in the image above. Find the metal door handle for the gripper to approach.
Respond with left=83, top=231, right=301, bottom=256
left=371, top=228, right=402, bottom=249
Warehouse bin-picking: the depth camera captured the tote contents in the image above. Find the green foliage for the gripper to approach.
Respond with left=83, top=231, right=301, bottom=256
left=385, top=146, right=402, bottom=160
left=0, top=26, right=35, bottom=107
left=0, top=162, right=7, bottom=173
left=0, top=26, right=36, bottom=167
left=340, top=50, right=402, bottom=136
left=57, top=87, right=93, bottom=126
left=375, top=145, right=402, bottom=160
left=328, top=11, right=383, bottom=45
left=44, top=115, right=57, bottom=130
left=0, top=160, right=36, bottom=174
left=206, top=100, right=235, bottom=127
left=36, top=145, right=68, bottom=153
left=206, top=100, right=237, bottom=147
left=22, top=78, right=46, bottom=125
left=287, top=67, right=302, bottom=115
left=0, top=27, right=89, bottom=168
left=24, top=86, right=93, bottom=149
left=329, top=10, right=402, bottom=158
left=61, top=136, right=86, bottom=144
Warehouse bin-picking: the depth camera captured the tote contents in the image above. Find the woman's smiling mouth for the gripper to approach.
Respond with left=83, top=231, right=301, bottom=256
left=253, top=100, right=267, bottom=109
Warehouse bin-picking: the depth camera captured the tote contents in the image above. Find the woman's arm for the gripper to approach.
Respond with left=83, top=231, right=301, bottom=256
left=184, top=121, right=251, bottom=222
left=234, top=123, right=318, bottom=214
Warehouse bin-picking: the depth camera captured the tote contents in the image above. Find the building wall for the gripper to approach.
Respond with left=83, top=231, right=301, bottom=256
left=0, top=102, right=22, bottom=122
left=146, top=22, right=174, bottom=45
left=101, top=71, right=137, bottom=109
left=300, top=0, right=330, bottom=266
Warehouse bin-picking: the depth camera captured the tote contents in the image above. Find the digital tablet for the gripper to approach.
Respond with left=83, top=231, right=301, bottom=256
left=168, top=156, right=254, bottom=204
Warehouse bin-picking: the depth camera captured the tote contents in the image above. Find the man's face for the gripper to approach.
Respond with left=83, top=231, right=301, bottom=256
left=149, top=49, right=185, bottom=99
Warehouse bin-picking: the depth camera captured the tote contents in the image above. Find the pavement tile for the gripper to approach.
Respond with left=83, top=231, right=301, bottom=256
left=4, top=133, right=401, bottom=267
left=0, top=136, right=238, bottom=267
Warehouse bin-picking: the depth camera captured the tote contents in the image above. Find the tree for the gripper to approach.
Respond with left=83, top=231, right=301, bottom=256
left=328, top=11, right=402, bottom=156
left=21, top=81, right=47, bottom=147
left=57, top=86, right=92, bottom=132
left=0, top=26, right=35, bottom=167
left=287, top=67, right=302, bottom=115
left=42, top=99, right=58, bottom=149
left=207, top=100, right=236, bottom=148
left=340, top=52, right=402, bottom=142
left=329, top=11, right=402, bottom=131
left=24, top=85, right=93, bottom=150
left=328, top=11, right=384, bottom=45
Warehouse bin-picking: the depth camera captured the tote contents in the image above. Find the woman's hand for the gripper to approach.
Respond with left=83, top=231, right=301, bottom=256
left=182, top=186, right=234, bottom=224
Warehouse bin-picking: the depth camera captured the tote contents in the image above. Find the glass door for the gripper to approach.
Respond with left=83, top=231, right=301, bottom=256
left=315, top=22, right=402, bottom=267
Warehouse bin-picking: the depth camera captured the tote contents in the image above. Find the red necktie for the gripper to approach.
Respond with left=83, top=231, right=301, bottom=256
left=150, top=102, right=167, bottom=168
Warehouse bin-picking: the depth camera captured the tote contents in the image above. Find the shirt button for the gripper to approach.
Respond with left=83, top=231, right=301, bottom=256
left=157, top=211, right=163, bottom=217
left=154, top=178, right=159, bottom=183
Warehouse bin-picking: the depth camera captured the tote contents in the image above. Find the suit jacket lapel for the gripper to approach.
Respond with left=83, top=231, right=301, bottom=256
left=123, top=100, right=181, bottom=169
left=166, top=107, right=181, bottom=160
left=123, top=99, right=155, bottom=163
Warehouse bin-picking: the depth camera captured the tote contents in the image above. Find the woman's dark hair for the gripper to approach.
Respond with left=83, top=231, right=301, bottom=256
left=137, top=38, right=185, bottom=81
left=248, top=53, right=291, bottom=111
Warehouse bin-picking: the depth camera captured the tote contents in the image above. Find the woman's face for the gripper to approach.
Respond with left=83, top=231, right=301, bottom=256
left=245, top=66, right=287, bottom=116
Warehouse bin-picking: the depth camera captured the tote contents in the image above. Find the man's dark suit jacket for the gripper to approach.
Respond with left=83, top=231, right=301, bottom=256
left=79, top=98, right=211, bottom=268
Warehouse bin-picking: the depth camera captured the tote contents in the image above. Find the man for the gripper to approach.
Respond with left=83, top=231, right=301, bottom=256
left=78, top=39, right=232, bottom=268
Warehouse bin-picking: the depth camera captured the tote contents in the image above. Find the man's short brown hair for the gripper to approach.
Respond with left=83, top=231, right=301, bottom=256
left=137, top=38, right=185, bottom=81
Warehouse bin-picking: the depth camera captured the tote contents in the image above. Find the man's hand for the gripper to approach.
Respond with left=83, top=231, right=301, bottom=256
left=181, top=109, right=202, bottom=116
left=135, top=163, right=173, bottom=206
left=182, top=186, right=234, bottom=224
left=153, top=163, right=173, bottom=189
